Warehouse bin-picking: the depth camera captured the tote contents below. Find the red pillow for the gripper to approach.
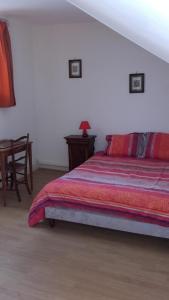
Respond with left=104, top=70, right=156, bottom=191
left=145, top=133, right=169, bottom=160
left=105, top=133, right=139, bottom=157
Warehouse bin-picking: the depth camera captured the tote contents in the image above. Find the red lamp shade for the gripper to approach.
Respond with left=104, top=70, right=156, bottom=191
left=79, top=121, right=91, bottom=137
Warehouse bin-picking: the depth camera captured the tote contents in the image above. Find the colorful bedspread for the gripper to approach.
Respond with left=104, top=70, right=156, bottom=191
left=28, top=155, right=169, bottom=227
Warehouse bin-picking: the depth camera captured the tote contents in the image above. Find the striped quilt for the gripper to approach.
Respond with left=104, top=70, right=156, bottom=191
left=28, top=155, right=169, bottom=227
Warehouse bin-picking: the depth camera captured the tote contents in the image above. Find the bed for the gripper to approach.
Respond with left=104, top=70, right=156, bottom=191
left=28, top=151, right=169, bottom=239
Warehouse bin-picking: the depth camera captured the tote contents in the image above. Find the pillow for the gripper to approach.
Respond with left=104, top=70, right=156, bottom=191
left=105, top=133, right=139, bottom=157
left=145, top=132, right=169, bottom=160
left=136, top=132, right=153, bottom=158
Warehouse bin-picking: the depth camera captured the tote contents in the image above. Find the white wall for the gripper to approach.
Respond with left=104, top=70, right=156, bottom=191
left=0, top=18, right=37, bottom=165
left=1, top=20, right=169, bottom=169
left=32, top=21, right=169, bottom=168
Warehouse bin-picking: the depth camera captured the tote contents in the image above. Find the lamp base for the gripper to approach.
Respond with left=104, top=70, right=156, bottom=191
left=82, top=132, right=88, bottom=138
left=82, top=129, right=88, bottom=137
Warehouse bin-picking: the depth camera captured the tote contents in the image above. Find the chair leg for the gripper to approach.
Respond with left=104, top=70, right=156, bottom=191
left=25, top=174, right=31, bottom=194
left=10, top=173, right=14, bottom=190
left=26, top=181, right=31, bottom=195
left=15, top=183, right=21, bottom=202
left=3, top=193, right=6, bottom=207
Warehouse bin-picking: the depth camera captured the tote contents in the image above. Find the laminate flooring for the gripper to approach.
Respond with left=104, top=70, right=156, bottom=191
left=0, top=169, right=169, bottom=300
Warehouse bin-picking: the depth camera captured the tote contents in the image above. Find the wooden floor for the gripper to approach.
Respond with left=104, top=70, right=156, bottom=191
left=0, top=169, right=169, bottom=300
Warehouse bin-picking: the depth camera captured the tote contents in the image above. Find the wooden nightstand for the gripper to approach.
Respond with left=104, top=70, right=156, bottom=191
left=64, top=135, right=96, bottom=171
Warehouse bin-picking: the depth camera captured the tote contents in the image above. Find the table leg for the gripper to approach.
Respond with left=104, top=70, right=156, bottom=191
left=28, top=144, right=33, bottom=191
left=0, top=153, right=7, bottom=206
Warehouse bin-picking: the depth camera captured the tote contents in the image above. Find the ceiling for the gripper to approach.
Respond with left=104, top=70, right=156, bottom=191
left=68, top=0, right=169, bottom=63
left=0, top=0, right=169, bottom=63
left=0, top=0, right=94, bottom=24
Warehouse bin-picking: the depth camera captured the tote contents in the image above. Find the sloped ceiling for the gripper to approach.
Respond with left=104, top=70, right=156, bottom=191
left=0, top=0, right=93, bottom=24
left=67, top=0, right=169, bottom=63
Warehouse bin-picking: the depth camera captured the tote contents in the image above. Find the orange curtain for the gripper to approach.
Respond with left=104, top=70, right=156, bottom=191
left=0, top=21, right=15, bottom=107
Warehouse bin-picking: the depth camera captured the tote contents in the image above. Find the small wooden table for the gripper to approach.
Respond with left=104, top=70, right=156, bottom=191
left=0, top=139, right=33, bottom=197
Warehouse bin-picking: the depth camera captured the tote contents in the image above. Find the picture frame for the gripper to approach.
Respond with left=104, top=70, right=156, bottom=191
left=129, top=73, right=144, bottom=93
left=69, top=59, right=82, bottom=78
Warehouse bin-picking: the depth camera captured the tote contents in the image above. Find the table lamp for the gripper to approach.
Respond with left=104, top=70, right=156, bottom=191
left=79, top=121, right=91, bottom=137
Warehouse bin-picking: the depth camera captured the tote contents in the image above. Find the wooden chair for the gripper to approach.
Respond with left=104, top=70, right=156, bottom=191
left=7, top=133, right=31, bottom=202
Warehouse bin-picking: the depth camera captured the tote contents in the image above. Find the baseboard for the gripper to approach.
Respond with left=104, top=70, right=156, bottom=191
left=38, top=162, right=68, bottom=172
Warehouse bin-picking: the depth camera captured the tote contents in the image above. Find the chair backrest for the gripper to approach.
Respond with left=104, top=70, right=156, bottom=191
left=10, top=133, right=29, bottom=176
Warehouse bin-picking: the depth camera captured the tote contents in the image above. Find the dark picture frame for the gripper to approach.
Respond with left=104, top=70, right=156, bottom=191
left=129, top=73, right=144, bottom=93
left=69, top=59, right=82, bottom=78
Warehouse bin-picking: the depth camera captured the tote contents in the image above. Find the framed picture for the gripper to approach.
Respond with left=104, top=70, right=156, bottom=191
left=129, top=73, right=144, bottom=93
left=69, top=59, right=82, bottom=78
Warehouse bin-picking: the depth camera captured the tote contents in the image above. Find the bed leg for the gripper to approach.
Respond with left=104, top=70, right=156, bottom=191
left=48, top=219, right=56, bottom=228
